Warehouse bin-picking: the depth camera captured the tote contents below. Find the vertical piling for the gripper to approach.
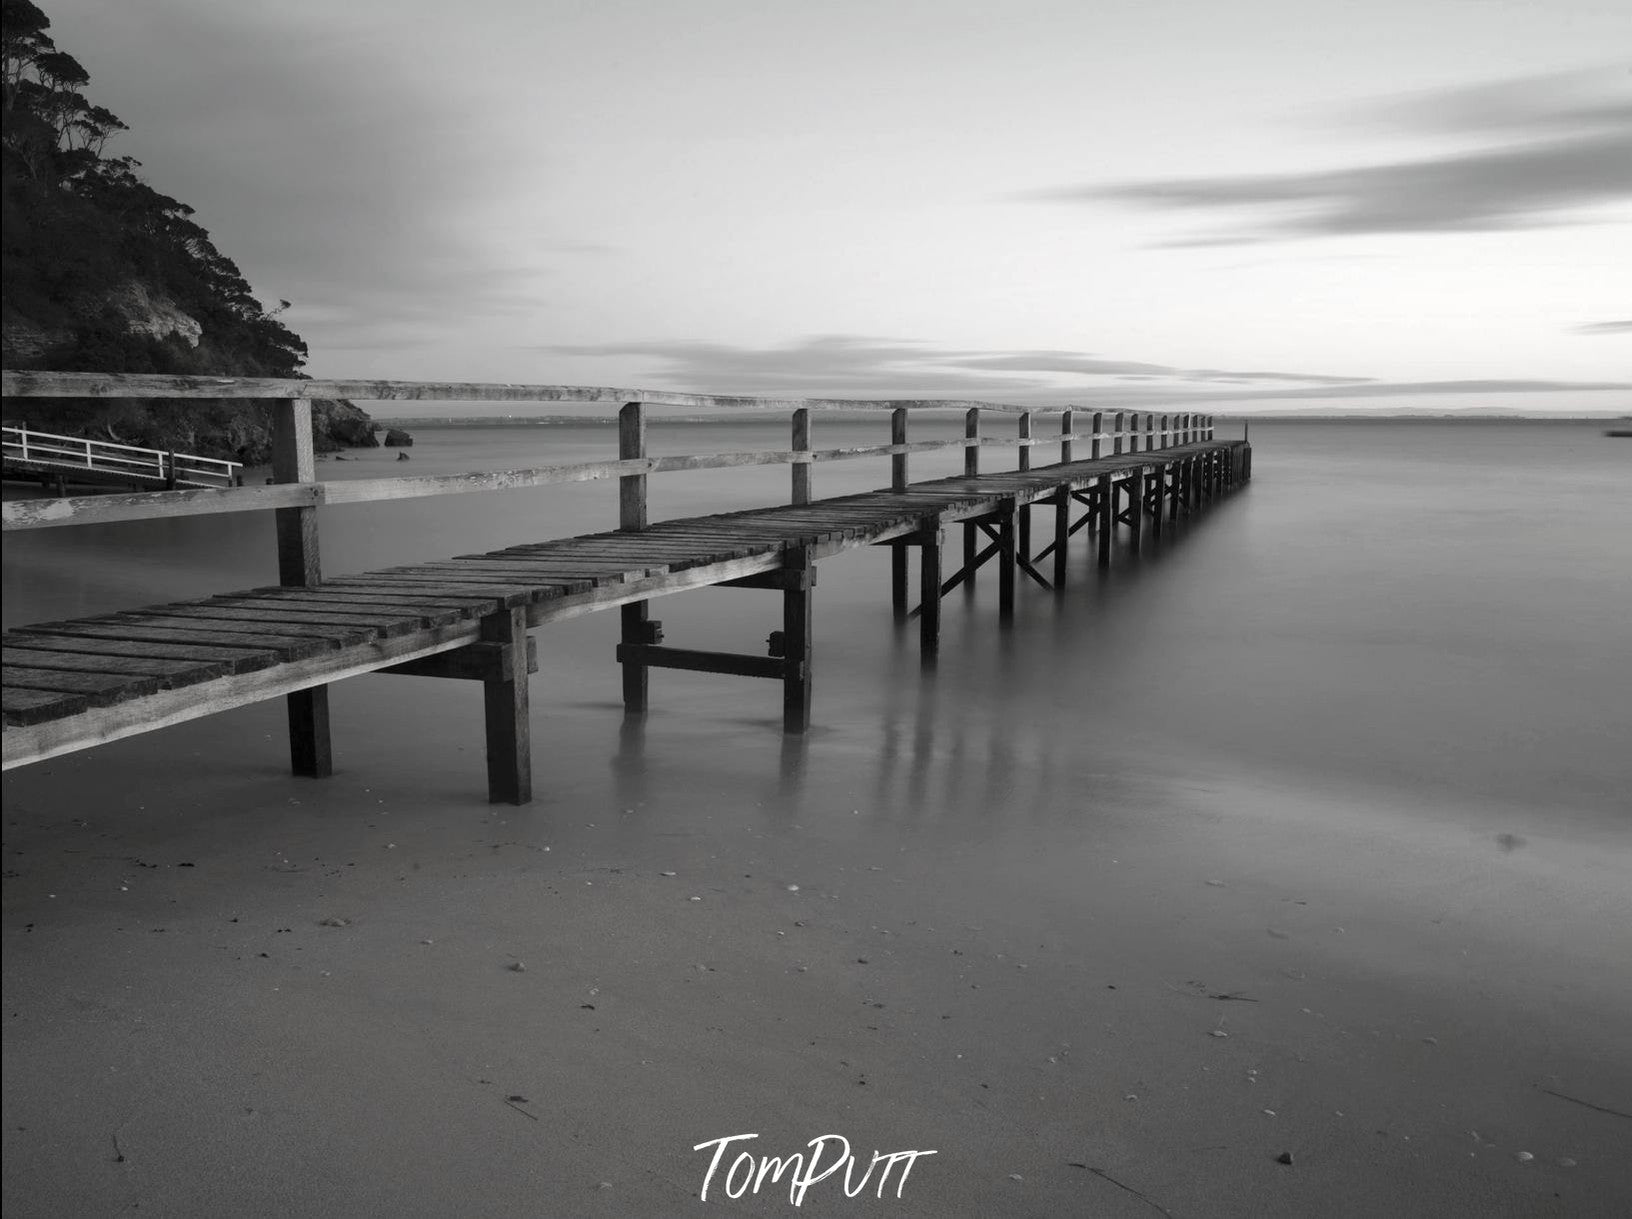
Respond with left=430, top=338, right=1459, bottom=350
left=617, top=402, right=650, bottom=714
left=997, top=502, right=1016, bottom=622
left=782, top=545, right=815, bottom=732
left=890, top=409, right=909, bottom=621
left=481, top=605, right=532, bottom=805
left=1016, top=411, right=1032, bottom=564
left=271, top=397, right=331, bottom=779
left=920, top=527, right=942, bottom=659
left=963, top=408, right=980, bottom=589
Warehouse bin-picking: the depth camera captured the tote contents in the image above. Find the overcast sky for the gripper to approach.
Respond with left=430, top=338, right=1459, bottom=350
left=44, top=0, right=1632, bottom=412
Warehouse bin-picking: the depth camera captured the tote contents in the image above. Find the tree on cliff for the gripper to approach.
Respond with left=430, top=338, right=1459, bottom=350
left=1, top=0, right=382, bottom=460
left=2, top=0, right=307, bottom=378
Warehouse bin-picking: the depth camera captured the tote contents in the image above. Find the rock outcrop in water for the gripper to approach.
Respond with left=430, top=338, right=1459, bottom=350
left=0, top=0, right=378, bottom=464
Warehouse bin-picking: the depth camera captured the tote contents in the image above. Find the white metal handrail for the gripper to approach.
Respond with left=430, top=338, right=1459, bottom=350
left=2, top=425, right=241, bottom=483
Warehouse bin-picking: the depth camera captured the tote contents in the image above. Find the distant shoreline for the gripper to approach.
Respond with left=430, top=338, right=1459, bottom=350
left=371, top=412, right=1625, bottom=428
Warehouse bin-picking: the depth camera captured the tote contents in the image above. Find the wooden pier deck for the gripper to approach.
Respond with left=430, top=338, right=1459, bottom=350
left=1, top=373, right=1250, bottom=801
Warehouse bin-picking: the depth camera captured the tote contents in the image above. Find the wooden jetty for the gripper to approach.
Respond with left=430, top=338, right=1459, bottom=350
left=1, top=371, right=1251, bottom=803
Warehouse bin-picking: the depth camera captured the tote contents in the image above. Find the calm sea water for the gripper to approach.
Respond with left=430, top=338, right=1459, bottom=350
left=3, top=417, right=1629, bottom=823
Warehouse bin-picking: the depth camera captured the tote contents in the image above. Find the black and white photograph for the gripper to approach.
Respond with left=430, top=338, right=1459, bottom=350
left=3, top=1, right=1629, bottom=1215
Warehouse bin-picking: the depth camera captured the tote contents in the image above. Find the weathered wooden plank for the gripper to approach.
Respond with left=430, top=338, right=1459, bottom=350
left=108, top=612, right=375, bottom=644
left=3, top=665, right=160, bottom=704
left=317, top=577, right=566, bottom=606
left=13, top=621, right=334, bottom=659
left=210, top=597, right=467, bottom=630
left=340, top=570, right=584, bottom=595
left=3, top=646, right=231, bottom=687
left=135, top=605, right=407, bottom=637
left=3, top=686, right=90, bottom=726
left=432, top=559, right=651, bottom=583
left=2, top=482, right=319, bottom=531
left=227, top=588, right=497, bottom=617
left=0, top=632, right=281, bottom=673
left=3, top=621, right=483, bottom=769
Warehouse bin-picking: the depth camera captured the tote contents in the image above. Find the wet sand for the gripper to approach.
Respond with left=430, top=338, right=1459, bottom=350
left=4, top=694, right=1629, bottom=1218
left=6, top=421, right=1630, bottom=1216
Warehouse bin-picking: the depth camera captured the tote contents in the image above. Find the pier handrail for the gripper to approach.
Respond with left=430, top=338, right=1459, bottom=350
left=1, top=370, right=1215, bottom=532
left=2, top=424, right=241, bottom=486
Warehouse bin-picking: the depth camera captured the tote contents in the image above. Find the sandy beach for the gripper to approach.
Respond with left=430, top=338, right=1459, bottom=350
left=4, top=675, right=1630, bottom=1217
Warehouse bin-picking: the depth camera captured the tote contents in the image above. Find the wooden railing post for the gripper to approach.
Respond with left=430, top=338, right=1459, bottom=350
left=271, top=397, right=330, bottom=778
left=1090, top=411, right=1103, bottom=460
left=791, top=407, right=811, bottom=506
left=890, top=409, right=909, bottom=620
left=1145, top=413, right=1156, bottom=452
left=1112, top=411, right=1125, bottom=456
left=618, top=402, right=651, bottom=714
left=163, top=451, right=178, bottom=490
left=963, top=408, right=980, bottom=587
left=1053, top=408, right=1073, bottom=586
left=1016, top=411, right=1032, bottom=563
left=1161, top=413, right=1170, bottom=449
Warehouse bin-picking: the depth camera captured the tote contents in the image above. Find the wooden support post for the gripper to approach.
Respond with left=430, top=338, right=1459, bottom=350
left=271, top=397, right=330, bottom=778
left=963, top=408, right=980, bottom=590
left=1016, top=412, right=1032, bottom=565
left=1053, top=487, right=1071, bottom=589
left=1060, top=407, right=1074, bottom=464
left=1097, top=473, right=1113, bottom=568
left=617, top=401, right=651, bottom=714
left=998, top=502, right=1017, bottom=623
left=1127, top=468, right=1144, bottom=555
left=481, top=605, right=532, bottom=805
left=1150, top=465, right=1164, bottom=541
left=782, top=545, right=814, bottom=732
left=163, top=451, right=178, bottom=490
left=791, top=407, right=811, bottom=506
left=890, top=409, right=909, bottom=621
left=920, top=527, right=942, bottom=660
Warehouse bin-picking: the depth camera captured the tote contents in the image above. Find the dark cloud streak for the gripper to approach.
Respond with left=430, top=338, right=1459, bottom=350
left=1037, top=67, right=1632, bottom=243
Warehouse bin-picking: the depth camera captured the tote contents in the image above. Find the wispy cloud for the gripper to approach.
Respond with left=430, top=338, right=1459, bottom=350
left=543, top=335, right=1374, bottom=399
left=1569, top=319, right=1632, bottom=335
left=1035, top=67, right=1632, bottom=244
left=543, top=336, right=1626, bottom=408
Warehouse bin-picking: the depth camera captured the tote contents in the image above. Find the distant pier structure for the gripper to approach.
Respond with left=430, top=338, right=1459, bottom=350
left=1, top=372, right=1251, bottom=802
